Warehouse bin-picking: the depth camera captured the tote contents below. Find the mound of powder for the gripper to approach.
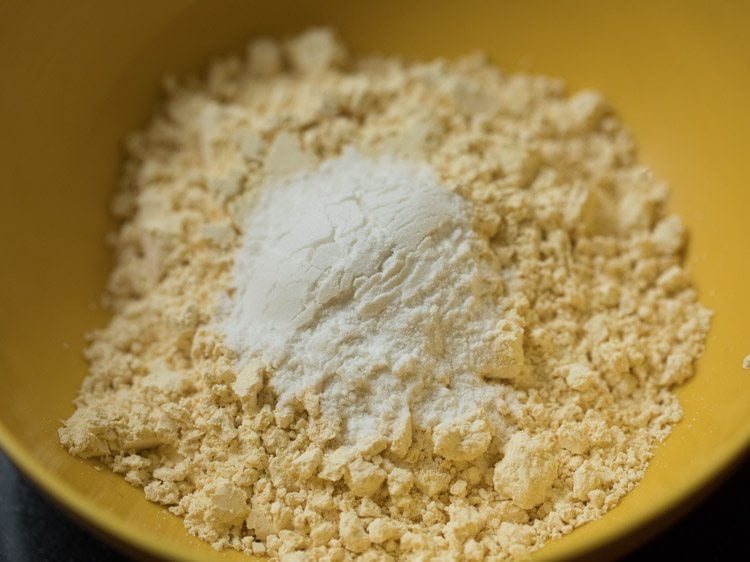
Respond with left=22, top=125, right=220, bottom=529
left=224, top=148, right=516, bottom=446
left=59, top=28, right=712, bottom=561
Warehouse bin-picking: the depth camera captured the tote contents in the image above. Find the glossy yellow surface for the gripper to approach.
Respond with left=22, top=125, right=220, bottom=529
left=1, top=1, right=748, bottom=560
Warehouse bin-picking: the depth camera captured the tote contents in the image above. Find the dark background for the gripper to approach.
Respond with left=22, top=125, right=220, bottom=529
left=0, top=450, right=746, bottom=562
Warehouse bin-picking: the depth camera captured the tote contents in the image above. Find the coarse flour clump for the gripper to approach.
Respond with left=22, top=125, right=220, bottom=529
left=59, top=28, right=712, bottom=560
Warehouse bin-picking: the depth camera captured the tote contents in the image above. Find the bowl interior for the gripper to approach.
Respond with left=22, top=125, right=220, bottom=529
left=1, top=1, right=749, bottom=560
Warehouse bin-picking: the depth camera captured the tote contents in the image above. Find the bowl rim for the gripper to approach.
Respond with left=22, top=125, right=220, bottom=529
left=1, top=412, right=749, bottom=561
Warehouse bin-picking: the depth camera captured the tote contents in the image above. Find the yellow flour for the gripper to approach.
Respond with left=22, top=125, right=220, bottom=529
left=59, top=29, right=711, bottom=560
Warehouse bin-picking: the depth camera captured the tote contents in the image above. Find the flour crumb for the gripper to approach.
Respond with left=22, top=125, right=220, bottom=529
left=493, top=431, right=559, bottom=509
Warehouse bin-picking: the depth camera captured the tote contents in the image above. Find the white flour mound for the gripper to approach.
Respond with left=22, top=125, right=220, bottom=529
left=223, top=149, right=515, bottom=445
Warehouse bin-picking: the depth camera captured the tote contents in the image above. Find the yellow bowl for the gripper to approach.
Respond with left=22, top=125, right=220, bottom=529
left=1, top=1, right=749, bottom=560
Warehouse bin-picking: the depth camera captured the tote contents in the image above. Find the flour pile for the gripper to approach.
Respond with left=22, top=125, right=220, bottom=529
left=59, top=28, right=711, bottom=561
left=224, top=149, right=515, bottom=447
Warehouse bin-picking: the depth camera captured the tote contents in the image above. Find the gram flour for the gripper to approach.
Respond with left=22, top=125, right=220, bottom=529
left=59, top=28, right=711, bottom=561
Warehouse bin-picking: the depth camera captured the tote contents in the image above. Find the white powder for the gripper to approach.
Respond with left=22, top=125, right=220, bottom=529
left=222, top=149, right=517, bottom=445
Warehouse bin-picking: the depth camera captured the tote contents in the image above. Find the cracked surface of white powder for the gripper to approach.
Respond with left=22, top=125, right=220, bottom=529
left=222, top=148, right=515, bottom=445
